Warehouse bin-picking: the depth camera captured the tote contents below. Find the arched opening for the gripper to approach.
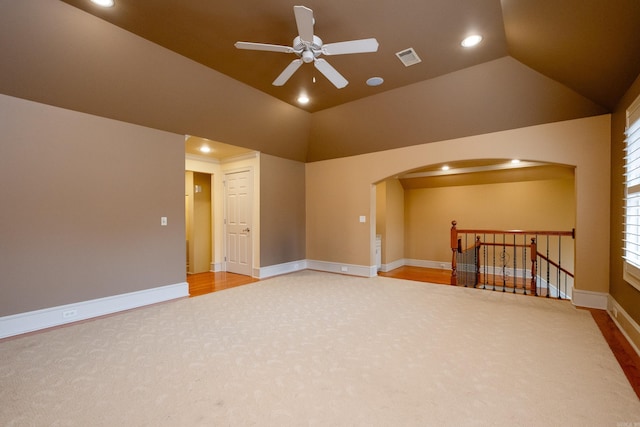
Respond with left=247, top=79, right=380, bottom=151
left=374, top=159, right=575, bottom=289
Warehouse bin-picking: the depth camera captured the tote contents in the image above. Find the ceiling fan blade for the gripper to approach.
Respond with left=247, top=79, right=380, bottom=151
left=322, top=38, right=380, bottom=55
left=273, top=59, right=303, bottom=86
left=293, top=5, right=314, bottom=44
left=235, top=41, right=295, bottom=54
left=314, top=58, right=348, bottom=89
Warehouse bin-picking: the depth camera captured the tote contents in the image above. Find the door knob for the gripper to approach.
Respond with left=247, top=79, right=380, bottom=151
left=243, top=228, right=250, bottom=233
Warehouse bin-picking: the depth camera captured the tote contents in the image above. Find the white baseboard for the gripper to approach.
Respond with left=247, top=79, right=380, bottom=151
left=211, top=262, right=224, bottom=272
left=571, top=288, right=608, bottom=309
left=0, top=282, right=189, bottom=339
left=306, top=260, right=376, bottom=277
left=608, top=296, right=640, bottom=357
left=257, top=260, right=307, bottom=279
left=405, top=259, right=451, bottom=270
left=380, top=258, right=407, bottom=272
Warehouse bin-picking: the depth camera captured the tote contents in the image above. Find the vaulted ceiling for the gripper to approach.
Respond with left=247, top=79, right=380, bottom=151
left=1, top=1, right=640, bottom=163
left=60, top=0, right=640, bottom=113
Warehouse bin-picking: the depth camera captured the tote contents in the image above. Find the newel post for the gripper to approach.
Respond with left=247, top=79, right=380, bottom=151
left=451, top=220, right=458, bottom=285
left=475, top=236, right=482, bottom=286
left=530, top=238, right=538, bottom=296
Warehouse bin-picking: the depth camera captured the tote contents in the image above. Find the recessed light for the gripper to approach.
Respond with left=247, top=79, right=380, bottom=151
left=90, top=0, right=115, bottom=7
left=297, top=95, right=310, bottom=104
left=200, top=145, right=211, bottom=154
left=442, top=165, right=450, bottom=171
left=461, top=35, right=483, bottom=48
left=511, top=159, right=520, bottom=164
left=366, top=77, right=384, bottom=87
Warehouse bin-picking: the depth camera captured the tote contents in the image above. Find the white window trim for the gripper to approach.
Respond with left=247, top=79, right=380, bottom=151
left=623, top=93, right=640, bottom=291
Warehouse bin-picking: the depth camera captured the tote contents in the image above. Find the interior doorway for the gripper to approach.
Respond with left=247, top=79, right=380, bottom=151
left=185, top=171, right=213, bottom=274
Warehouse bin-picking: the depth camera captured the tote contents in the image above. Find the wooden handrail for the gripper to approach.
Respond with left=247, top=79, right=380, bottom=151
left=454, top=226, right=575, bottom=238
left=536, top=251, right=574, bottom=278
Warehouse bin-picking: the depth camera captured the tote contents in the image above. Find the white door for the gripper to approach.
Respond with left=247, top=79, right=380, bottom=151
left=225, top=170, right=253, bottom=276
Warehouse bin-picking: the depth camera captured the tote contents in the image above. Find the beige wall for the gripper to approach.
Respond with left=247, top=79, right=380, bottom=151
left=306, top=115, right=610, bottom=293
left=610, top=73, right=640, bottom=324
left=404, top=179, right=575, bottom=263
left=190, top=172, right=212, bottom=273
left=0, top=0, right=310, bottom=162
left=185, top=171, right=194, bottom=271
left=307, top=57, right=606, bottom=162
left=260, top=154, right=306, bottom=267
left=376, top=179, right=405, bottom=265
left=0, top=94, right=185, bottom=317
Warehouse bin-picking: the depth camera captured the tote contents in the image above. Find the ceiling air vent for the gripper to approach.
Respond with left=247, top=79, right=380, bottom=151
left=395, top=47, right=422, bottom=67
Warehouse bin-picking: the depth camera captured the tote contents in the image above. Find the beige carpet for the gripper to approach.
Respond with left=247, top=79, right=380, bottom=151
left=1, top=270, right=639, bottom=426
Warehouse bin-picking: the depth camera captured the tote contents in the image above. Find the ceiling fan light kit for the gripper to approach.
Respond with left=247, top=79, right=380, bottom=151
left=235, top=5, right=379, bottom=89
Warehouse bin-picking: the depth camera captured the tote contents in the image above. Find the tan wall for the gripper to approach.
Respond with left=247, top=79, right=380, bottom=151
left=191, top=172, right=212, bottom=273
left=260, top=154, right=306, bottom=267
left=376, top=179, right=405, bottom=265
left=185, top=171, right=194, bottom=271
left=0, top=0, right=310, bottom=162
left=610, top=73, right=640, bottom=324
left=404, top=179, right=575, bottom=263
left=0, top=94, right=185, bottom=317
left=306, top=115, right=610, bottom=292
left=185, top=160, right=221, bottom=270
left=307, top=57, right=605, bottom=162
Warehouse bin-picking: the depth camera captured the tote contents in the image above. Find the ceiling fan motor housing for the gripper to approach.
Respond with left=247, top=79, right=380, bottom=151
left=294, top=35, right=323, bottom=62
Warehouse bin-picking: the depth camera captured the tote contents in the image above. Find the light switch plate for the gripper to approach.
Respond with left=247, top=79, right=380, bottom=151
left=161, top=217, right=168, bottom=226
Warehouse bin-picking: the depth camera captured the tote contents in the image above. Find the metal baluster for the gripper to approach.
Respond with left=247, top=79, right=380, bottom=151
left=502, top=234, right=507, bottom=292
left=557, top=235, right=562, bottom=299
left=546, top=235, right=550, bottom=298
left=523, top=234, right=527, bottom=295
left=482, top=233, right=487, bottom=289
left=464, top=233, right=468, bottom=287
left=492, top=233, right=496, bottom=291
left=512, top=234, right=517, bottom=293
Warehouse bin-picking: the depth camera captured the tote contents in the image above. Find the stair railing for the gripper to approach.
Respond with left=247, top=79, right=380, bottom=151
left=450, top=220, right=575, bottom=299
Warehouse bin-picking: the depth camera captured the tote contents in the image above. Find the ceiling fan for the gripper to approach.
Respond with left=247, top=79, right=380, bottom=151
left=234, top=5, right=379, bottom=89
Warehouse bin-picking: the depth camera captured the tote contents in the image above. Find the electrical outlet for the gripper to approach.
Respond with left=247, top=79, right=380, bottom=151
left=161, top=217, right=168, bottom=226
left=62, top=309, right=77, bottom=319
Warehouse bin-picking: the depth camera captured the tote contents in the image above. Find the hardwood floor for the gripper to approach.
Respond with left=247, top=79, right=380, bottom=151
left=187, top=271, right=259, bottom=297
left=188, top=266, right=640, bottom=399
left=378, top=265, right=452, bottom=284
left=588, top=308, right=640, bottom=399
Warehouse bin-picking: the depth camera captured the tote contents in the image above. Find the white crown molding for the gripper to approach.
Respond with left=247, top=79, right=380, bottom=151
left=185, top=153, right=221, bottom=164
left=221, top=151, right=259, bottom=164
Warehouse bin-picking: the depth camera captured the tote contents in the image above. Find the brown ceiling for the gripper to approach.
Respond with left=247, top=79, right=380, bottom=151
left=59, top=0, right=640, bottom=113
